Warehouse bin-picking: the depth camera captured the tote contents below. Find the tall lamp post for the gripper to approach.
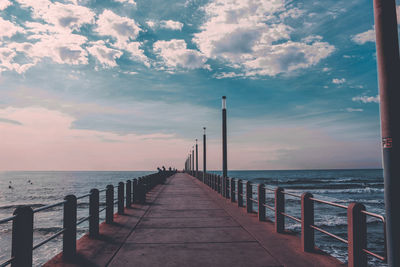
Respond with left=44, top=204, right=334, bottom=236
left=222, top=96, right=228, bottom=198
left=195, top=139, right=199, bottom=179
left=373, top=1, right=400, bottom=266
left=203, top=127, right=207, bottom=183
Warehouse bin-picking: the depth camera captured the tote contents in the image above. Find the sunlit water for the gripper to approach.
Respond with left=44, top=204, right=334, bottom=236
left=1, top=169, right=385, bottom=266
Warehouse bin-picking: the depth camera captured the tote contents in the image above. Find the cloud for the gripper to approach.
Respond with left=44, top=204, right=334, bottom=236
left=0, top=117, right=22, bottom=125
left=214, top=72, right=244, bottom=79
left=153, top=39, right=209, bottom=71
left=114, top=0, right=136, bottom=6
left=15, top=0, right=95, bottom=31
left=193, top=0, right=334, bottom=77
left=352, top=95, right=380, bottom=103
left=0, top=17, right=25, bottom=39
left=0, top=106, right=193, bottom=170
left=146, top=20, right=184, bottom=31
left=346, top=108, right=363, bottom=112
left=332, top=78, right=346, bottom=84
left=95, top=10, right=141, bottom=45
left=159, top=20, right=184, bottom=30
left=352, top=28, right=375, bottom=45
left=94, top=10, right=149, bottom=66
left=0, top=0, right=11, bottom=10
left=87, top=40, right=123, bottom=67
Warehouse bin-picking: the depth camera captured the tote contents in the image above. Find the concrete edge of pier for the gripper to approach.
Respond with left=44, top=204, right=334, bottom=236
left=43, top=182, right=166, bottom=267
left=190, top=175, right=345, bottom=267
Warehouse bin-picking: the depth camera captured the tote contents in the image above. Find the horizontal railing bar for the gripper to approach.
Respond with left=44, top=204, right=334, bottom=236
left=99, top=188, right=107, bottom=193
left=33, top=200, right=67, bottom=213
left=0, top=215, right=15, bottom=224
left=0, top=257, right=14, bottom=267
left=249, top=198, right=258, bottom=203
left=265, top=187, right=275, bottom=192
left=282, top=191, right=301, bottom=198
left=33, top=229, right=65, bottom=250
left=281, top=212, right=301, bottom=223
left=361, top=210, right=385, bottom=222
left=99, top=207, right=107, bottom=213
left=363, top=248, right=386, bottom=261
left=310, top=197, right=347, bottom=209
left=77, top=193, right=91, bottom=200
left=310, top=225, right=348, bottom=244
left=263, top=204, right=275, bottom=211
left=76, top=215, right=91, bottom=226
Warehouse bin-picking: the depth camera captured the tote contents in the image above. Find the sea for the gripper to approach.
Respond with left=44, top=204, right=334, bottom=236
left=0, top=169, right=386, bottom=266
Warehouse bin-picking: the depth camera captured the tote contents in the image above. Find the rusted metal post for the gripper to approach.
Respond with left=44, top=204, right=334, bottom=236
left=373, top=1, right=400, bottom=266
left=11, top=206, right=33, bottom=267
left=275, top=187, right=285, bottom=233
left=301, top=192, right=314, bottom=252
left=126, top=180, right=131, bottom=208
left=106, top=185, right=114, bottom=223
left=222, top=96, right=228, bottom=198
left=63, top=195, right=77, bottom=261
left=348, top=203, right=367, bottom=267
left=118, top=182, right=124, bottom=215
left=203, top=127, right=207, bottom=183
left=238, top=179, right=243, bottom=207
left=89, top=189, right=99, bottom=237
left=258, top=184, right=266, bottom=221
left=230, top=178, right=235, bottom=202
left=246, top=181, right=252, bottom=213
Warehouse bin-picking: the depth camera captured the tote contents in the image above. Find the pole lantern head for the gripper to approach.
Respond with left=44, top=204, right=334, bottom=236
left=203, top=127, right=206, bottom=134
left=222, top=96, right=226, bottom=110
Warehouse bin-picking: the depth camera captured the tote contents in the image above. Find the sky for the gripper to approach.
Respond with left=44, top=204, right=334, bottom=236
left=0, top=0, right=396, bottom=171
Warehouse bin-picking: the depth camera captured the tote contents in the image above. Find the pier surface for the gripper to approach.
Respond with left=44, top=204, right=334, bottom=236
left=45, top=173, right=344, bottom=267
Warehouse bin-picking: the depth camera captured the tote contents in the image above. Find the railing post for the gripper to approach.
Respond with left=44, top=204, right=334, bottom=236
left=246, top=181, right=252, bottom=213
left=63, top=195, right=77, bottom=261
left=126, top=180, right=132, bottom=208
left=225, top=177, right=229, bottom=199
left=118, top=182, right=124, bottom=215
left=11, top=206, right=33, bottom=267
left=301, top=192, right=314, bottom=252
left=136, top=179, right=146, bottom=204
left=275, top=187, right=285, bottom=233
left=348, top=203, right=367, bottom=267
left=238, top=179, right=243, bottom=207
left=106, top=185, right=114, bottom=224
left=230, top=178, right=235, bottom=202
left=132, top=179, right=137, bottom=204
left=89, top=189, right=99, bottom=237
left=258, top=184, right=266, bottom=221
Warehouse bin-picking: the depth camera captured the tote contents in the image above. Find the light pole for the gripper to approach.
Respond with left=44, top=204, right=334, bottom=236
left=373, top=1, right=400, bottom=266
left=203, top=127, right=207, bottom=183
left=222, top=96, right=228, bottom=198
left=196, top=139, right=199, bottom=179
left=192, top=147, right=194, bottom=176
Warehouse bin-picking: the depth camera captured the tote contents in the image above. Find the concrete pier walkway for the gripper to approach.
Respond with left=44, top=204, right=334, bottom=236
left=46, top=173, right=344, bottom=267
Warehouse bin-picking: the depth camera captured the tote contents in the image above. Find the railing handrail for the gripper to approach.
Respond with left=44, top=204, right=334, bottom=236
left=0, top=170, right=176, bottom=267
left=194, top=171, right=387, bottom=265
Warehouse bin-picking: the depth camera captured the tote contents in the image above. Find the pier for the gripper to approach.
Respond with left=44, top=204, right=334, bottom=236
left=44, top=172, right=343, bottom=267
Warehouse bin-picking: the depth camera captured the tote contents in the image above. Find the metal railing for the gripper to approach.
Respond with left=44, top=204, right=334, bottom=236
left=0, top=170, right=175, bottom=267
left=189, top=170, right=386, bottom=267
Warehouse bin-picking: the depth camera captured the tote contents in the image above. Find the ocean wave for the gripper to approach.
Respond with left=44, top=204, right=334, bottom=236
left=310, top=187, right=384, bottom=194
left=0, top=203, right=46, bottom=210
